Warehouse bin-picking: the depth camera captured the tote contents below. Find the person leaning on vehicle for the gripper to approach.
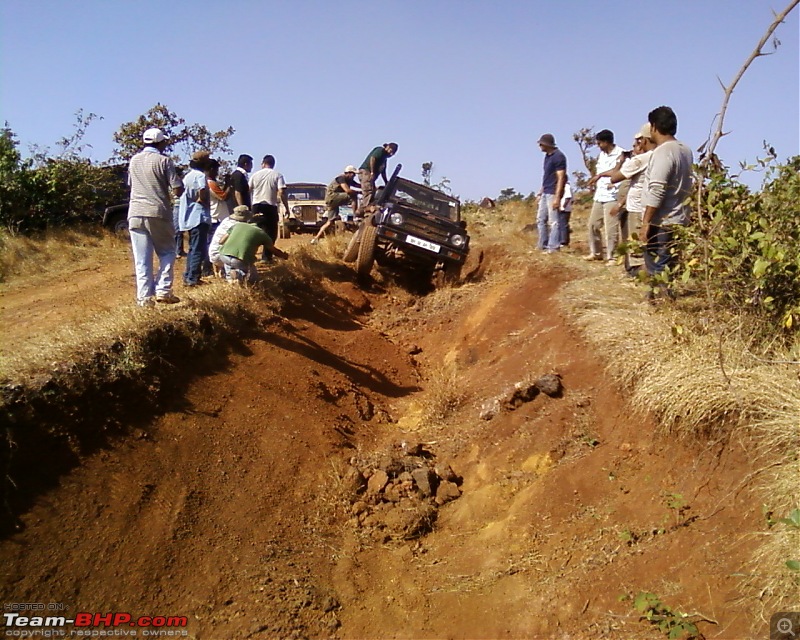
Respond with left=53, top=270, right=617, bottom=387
left=126, top=127, right=184, bottom=307
left=358, top=142, right=397, bottom=215
left=218, top=206, right=289, bottom=283
left=311, top=165, right=360, bottom=244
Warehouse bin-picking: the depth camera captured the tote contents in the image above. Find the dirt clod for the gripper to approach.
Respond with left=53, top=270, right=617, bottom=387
left=535, top=373, right=563, bottom=397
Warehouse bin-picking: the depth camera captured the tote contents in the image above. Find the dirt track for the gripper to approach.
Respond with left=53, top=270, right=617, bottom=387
left=0, top=241, right=764, bottom=639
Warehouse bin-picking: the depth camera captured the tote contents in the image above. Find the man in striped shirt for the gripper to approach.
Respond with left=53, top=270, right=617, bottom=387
left=127, top=128, right=184, bottom=307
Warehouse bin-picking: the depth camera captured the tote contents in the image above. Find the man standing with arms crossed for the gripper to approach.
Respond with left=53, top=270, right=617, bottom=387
left=536, top=133, right=567, bottom=253
left=127, top=128, right=184, bottom=307
left=641, top=106, right=693, bottom=288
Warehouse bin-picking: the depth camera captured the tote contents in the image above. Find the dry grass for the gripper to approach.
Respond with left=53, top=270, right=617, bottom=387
left=0, top=281, right=271, bottom=384
left=0, top=226, right=125, bottom=284
left=557, top=266, right=800, bottom=615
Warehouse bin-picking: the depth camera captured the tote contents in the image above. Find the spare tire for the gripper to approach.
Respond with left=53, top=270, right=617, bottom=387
left=342, top=227, right=362, bottom=263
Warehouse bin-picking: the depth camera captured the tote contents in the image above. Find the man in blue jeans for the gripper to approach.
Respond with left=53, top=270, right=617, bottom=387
left=641, top=106, right=693, bottom=292
left=177, top=151, right=212, bottom=286
left=536, top=133, right=567, bottom=253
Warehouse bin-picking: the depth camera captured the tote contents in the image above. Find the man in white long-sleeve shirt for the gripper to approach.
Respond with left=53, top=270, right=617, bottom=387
left=641, top=106, right=693, bottom=278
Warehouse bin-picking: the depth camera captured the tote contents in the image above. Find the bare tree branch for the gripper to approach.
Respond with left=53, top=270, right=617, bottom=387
left=701, top=0, right=799, bottom=165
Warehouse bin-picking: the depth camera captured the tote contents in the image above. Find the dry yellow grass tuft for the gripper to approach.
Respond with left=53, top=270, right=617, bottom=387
left=0, top=281, right=271, bottom=384
left=0, top=226, right=125, bottom=283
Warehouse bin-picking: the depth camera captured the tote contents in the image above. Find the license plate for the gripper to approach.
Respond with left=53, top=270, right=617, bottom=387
left=406, top=234, right=441, bottom=253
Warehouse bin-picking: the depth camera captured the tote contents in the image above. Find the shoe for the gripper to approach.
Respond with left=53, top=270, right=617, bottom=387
left=605, top=259, right=617, bottom=266
left=583, top=254, right=602, bottom=261
left=156, top=293, right=180, bottom=304
left=138, top=297, right=156, bottom=308
left=310, top=238, right=318, bottom=245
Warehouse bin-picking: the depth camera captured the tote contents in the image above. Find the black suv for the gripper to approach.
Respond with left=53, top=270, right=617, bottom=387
left=344, top=165, right=469, bottom=284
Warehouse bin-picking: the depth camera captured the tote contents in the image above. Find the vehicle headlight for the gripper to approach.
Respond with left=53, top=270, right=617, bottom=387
left=450, top=234, right=465, bottom=247
left=316, top=206, right=325, bottom=214
left=291, top=206, right=301, bottom=215
left=389, top=212, right=404, bottom=226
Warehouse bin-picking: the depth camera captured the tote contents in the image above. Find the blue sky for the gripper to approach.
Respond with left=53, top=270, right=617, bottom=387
left=1, top=0, right=797, bottom=201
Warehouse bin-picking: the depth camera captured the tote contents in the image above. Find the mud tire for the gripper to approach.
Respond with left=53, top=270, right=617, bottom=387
left=443, top=261, right=462, bottom=285
left=356, top=224, right=378, bottom=279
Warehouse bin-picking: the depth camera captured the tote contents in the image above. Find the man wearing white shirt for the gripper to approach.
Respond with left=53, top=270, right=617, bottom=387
left=593, top=124, right=657, bottom=274
left=249, top=154, right=288, bottom=259
left=586, top=129, right=624, bottom=263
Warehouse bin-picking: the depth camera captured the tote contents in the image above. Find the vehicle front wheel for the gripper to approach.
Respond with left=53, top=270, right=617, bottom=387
left=443, top=261, right=462, bottom=284
left=355, top=224, right=378, bottom=280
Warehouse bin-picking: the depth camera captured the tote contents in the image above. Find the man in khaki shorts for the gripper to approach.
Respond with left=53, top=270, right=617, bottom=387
left=311, top=165, right=360, bottom=244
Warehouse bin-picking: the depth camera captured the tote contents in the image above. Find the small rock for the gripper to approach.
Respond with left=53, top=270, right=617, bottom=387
left=435, top=480, right=461, bottom=505
left=322, top=596, right=340, bottom=613
left=342, top=466, right=366, bottom=495
left=249, top=624, right=270, bottom=635
left=411, top=467, right=436, bottom=497
left=479, top=398, right=500, bottom=420
left=535, top=374, right=563, bottom=397
left=619, top=442, right=632, bottom=452
left=367, top=470, right=389, bottom=495
left=384, top=483, right=403, bottom=503
left=398, top=471, right=413, bottom=483
left=351, top=501, right=368, bottom=516
left=434, top=463, right=459, bottom=484
left=399, top=441, right=423, bottom=456
left=408, top=344, right=423, bottom=355
left=503, top=383, right=539, bottom=409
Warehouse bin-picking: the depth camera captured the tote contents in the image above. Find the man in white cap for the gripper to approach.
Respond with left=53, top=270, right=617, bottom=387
left=310, top=165, right=360, bottom=244
left=127, top=128, right=184, bottom=307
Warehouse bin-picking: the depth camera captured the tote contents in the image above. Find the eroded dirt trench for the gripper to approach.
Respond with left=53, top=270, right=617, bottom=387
left=1, top=265, right=763, bottom=639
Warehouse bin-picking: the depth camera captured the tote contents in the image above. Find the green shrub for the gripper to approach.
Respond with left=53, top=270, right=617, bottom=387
left=679, top=156, right=800, bottom=331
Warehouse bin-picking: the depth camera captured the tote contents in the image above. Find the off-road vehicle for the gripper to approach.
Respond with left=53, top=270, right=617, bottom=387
left=344, top=165, right=469, bottom=284
left=281, top=182, right=328, bottom=234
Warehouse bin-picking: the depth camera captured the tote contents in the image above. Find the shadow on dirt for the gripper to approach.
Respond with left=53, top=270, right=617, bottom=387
left=0, top=276, right=389, bottom=539
left=261, top=323, right=420, bottom=399
left=0, top=323, right=266, bottom=538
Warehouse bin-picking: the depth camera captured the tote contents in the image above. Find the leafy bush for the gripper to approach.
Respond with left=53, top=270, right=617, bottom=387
left=0, top=116, right=127, bottom=231
left=678, top=156, right=800, bottom=331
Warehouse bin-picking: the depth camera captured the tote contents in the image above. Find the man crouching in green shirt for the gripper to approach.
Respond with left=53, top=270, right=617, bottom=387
left=219, top=205, right=289, bottom=283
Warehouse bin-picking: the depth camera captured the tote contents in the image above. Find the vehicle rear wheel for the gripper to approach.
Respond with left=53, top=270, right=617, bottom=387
left=110, top=214, right=129, bottom=235
left=342, top=227, right=362, bottom=263
left=356, top=224, right=378, bottom=279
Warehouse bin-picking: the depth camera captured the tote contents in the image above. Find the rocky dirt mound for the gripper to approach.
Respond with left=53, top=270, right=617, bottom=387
left=344, top=442, right=463, bottom=542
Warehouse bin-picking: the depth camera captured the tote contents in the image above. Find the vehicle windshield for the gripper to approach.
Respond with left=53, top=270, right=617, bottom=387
left=287, top=185, right=326, bottom=201
left=388, top=178, right=460, bottom=220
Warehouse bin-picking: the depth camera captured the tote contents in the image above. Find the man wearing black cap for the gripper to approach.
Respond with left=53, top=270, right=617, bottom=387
left=536, top=134, right=567, bottom=253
